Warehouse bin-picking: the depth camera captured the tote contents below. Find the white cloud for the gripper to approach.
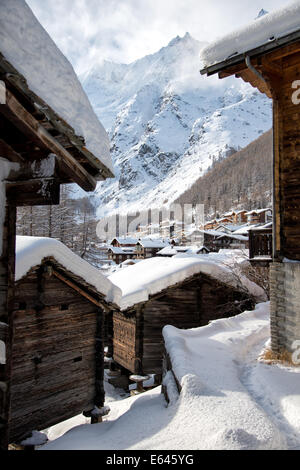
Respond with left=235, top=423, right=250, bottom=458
left=26, top=0, right=292, bottom=75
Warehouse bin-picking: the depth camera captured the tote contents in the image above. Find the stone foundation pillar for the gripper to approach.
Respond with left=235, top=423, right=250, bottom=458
left=270, top=262, right=300, bottom=354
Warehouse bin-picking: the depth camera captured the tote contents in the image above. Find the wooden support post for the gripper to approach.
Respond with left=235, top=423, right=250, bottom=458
left=0, top=202, right=16, bottom=450
left=94, top=308, right=105, bottom=409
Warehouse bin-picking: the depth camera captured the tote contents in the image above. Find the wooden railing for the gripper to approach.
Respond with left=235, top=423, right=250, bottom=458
left=249, top=228, right=272, bottom=261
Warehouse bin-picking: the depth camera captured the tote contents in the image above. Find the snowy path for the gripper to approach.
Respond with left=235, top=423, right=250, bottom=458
left=238, top=338, right=300, bottom=450
left=41, top=303, right=300, bottom=450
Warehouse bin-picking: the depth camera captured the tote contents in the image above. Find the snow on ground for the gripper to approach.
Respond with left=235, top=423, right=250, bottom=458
left=108, top=250, right=266, bottom=311
left=40, top=303, right=300, bottom=450
left=201, top=0, right=300, bottom=68
left=15, top=236, right=121, bottom=305
left=0, top=0, right=113, bottom=174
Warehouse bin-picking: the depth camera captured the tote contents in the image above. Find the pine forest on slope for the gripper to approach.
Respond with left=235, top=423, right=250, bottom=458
left=175, top=130, right=273, bottom=218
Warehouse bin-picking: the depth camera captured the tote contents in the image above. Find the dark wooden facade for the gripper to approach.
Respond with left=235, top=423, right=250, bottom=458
left=0, top=49, right=112, bottom=448
left=249, top=227, right=272, bottom=264
left=201, top=27, right=300, bottom=356
left=8, top=259, right=107, bottom=443
left=112, top=273, right=255, bottom=377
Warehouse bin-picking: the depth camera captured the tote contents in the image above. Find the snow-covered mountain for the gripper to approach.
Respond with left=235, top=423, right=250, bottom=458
left=79, top=33, right=272, bottom=217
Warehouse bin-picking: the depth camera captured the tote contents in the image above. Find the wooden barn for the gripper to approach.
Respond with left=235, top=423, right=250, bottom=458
left=3, top=236, right=121, bottom=444
left=0, top=1, right=114, bottom=449
left=108, top=255, right=264, bottom=379
left=200, top=3, right=300, bottom=358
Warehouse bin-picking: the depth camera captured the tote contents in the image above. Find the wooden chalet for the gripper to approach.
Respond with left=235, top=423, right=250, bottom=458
left=136, top=240, right=169, bottom=259
left=245, top=208, right=272, bottom=225
left=201, top=3, right=300, bottom=358
left=0, top=2, right=114, bottom=449
left=110, top=237, right=137, bottom=248
left=234, top=210, right=248, bottom=224
left=5, top=236, right=120, bottom=444
left=108, top=256, right=261, bottom=380
left=216, top=233, right=249, bottom=250
left=107, top=246, right=136, bottom=265
left=199, top=230, right=225, bottom=252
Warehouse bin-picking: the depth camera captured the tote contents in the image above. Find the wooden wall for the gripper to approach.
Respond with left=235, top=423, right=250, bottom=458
left=113, top=273, right=255, bottom=376
left=273, top=50, right=300, bottom=259
left=9, top=269, right=103, bottom=443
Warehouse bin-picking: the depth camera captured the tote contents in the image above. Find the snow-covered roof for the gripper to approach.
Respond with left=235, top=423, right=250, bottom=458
left=245, top=208, right=272, bottom=216
left=16, top=236, right=121, bottom=305
left=0, top=0, right=113, bottom=176
left=137, top=240, right=169, bottom=249
left=201, top=1, right=300, bottom=69
left=217, top=233, right=248, bottom=242
left=157, top=246, right=178, bottom=256
left=108, top=252, right=266, bottom=310
left=215, top=224, right=245, bottom=233
left=233, top=224, right=258, bottom=235
left=108, top=246, right=135, bottom=254
left=110, top=237, right=138, bottom=245
left=200, top=229, right=225, bottom=237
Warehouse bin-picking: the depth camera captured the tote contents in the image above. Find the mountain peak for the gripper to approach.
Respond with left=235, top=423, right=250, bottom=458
left=167, top=32, right=193, bottom=47
left=256, top=8, right=269, bottom=19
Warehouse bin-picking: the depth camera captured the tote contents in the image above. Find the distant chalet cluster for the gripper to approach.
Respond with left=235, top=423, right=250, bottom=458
left=102, top=207, right=272, bottom=269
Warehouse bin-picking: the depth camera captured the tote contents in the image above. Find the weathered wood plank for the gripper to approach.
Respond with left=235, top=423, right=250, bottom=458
left=0, top=89, right=97, bottom=191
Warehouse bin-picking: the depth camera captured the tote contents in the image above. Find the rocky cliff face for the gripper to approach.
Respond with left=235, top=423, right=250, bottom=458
left=79, top=33, right=272, bottom=217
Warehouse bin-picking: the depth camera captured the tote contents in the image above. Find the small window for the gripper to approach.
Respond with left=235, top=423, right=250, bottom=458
left=60, top=304, right=69, bottom=311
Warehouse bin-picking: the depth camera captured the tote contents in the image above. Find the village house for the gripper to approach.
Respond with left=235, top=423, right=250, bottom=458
left=215, top=223, right=246, bottom=234
left=183, top=229, right=204, bottom=246
left=245, top=208, right=272, bottom=225
left=107, top=246, right=136, bottom=265
left=135, top=239, right=169, bottom=259
left=200, top=2, right=300, bottom=358
left=110, top=237, right=137, bottom=248
left=234, top=210, right=248, bottom=224
left=107, top=254, right=265, bottom=383
left=198, top=229, right=227, bottom=252
left=0, top=1, right=114, bottom=449
left=4, top=236, right=121, bottom=445
left=216, top=233, right=249, bottom=250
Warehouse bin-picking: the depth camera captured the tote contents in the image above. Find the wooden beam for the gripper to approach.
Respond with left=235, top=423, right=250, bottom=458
left=6, top=178, right=60, bottom=206
left=51, top=268, right=104, bottom=309
left=0, top=323, right=8, bottom=343
left=0, top=139, right=24, bottom=164
left=264, top=42, right=300, bottom=63
left=0, top=204, right=16, bottom=449
left=0, top=90, right=97, bottom=192
left=6, top=154, right=57, bottom=182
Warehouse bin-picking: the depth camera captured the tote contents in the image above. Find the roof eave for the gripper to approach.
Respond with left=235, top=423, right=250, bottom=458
left=200, top=29, right=300, bottom=77
left=0, top=52, right=114, bottom=183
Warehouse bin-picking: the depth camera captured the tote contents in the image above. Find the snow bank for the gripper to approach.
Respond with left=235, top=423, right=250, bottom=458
left=15, top=236, right=121, bottom=305
left=162, top=303, right=286, bottom=450
left=201, top=1, right=300, bottom=68
left=108, top=251, right=266, bottom=310
left=0, top=0, right=113, bottom=175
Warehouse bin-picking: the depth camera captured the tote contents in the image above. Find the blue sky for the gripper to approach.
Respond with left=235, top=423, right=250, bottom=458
left=26, top=0, right=293, bottom=76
